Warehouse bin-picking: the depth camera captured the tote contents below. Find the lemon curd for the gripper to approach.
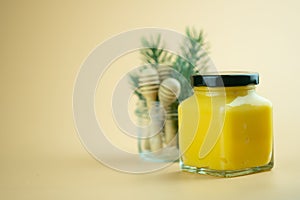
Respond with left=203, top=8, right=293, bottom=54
left=178, top=72, right=273, bottom=177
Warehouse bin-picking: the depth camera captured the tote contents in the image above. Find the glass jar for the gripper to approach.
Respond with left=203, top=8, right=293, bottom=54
left=136, top=100, right=179, bottom=162
left=178, top=72, right=273, bottom=177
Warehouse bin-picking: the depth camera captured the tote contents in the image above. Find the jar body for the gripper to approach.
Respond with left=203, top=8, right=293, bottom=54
left=136, top=100, right=179, bottom=162
left=178, top=86, right=273, bottom=177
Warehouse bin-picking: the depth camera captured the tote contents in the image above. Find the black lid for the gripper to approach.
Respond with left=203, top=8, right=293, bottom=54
left=191, top=72, right=259, bottom=87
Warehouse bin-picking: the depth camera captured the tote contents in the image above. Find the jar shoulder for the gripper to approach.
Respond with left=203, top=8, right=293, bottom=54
left=178, top=94, right=197, bottom=109
left=178, top=92, right=272, bottom=109
left=227, top=92, right=272, bottom=108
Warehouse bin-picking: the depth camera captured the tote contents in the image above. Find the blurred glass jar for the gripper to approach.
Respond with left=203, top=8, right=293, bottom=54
left=136, top=100, right=179, bottom=162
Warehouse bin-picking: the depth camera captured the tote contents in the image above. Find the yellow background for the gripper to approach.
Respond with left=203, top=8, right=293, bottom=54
left=1, top=0, right=300, bottom=199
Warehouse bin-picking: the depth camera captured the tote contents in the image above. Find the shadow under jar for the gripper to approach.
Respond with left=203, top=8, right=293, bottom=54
left=178, top=72, right=273, bottom=177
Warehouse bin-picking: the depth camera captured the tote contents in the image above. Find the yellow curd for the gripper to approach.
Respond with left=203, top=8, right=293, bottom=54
left=178, top=73, right=273, bottom=177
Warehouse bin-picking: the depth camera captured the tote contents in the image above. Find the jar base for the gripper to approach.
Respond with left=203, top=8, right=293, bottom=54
left=180, top=160, right=274, bottom=177
left=139, top=146, right=179, bottom=162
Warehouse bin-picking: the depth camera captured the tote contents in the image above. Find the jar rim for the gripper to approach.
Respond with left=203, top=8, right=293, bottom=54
left=191, top=71, right=259, bottom=87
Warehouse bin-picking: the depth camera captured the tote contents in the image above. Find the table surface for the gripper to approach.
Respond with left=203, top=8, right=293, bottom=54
left=1, top=141, right=299, bottom=200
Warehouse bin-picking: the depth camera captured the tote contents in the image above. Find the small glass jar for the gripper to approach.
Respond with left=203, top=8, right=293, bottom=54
left=136, top=100, right=179, bottom=162
left=178, top=72, right=273, bottom=177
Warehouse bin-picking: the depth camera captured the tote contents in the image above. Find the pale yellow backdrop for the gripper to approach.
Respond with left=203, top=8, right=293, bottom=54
left=1, top=0, right=300, bottom=199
